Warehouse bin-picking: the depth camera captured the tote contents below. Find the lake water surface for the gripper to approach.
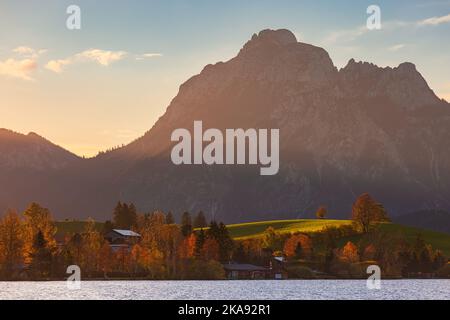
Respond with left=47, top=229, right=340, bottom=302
left=0, top=280, right=448, bottom=300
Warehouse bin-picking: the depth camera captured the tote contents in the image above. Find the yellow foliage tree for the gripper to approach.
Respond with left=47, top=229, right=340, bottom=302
left=22, top=203, right=57, bottom=265
left=0, top=210, right=25, bottom=276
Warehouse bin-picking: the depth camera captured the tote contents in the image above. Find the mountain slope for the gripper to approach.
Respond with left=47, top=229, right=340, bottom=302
left=1, top=29, right=450, bottom=223
left=0, top=129, right=81, bottom=214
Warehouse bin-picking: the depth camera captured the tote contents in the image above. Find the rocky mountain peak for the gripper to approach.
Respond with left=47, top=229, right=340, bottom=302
left=340, top=59, right=440, bottom=111
left=245, top=29, right=297, bottom=48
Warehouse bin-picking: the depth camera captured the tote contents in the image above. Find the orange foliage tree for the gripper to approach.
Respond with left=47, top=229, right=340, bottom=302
left=341, top=241, right=359, bottom=263
left=283, top=234, right=313, bottom=259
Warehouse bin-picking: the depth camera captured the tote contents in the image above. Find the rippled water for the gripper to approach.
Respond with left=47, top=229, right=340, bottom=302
left=0, top=280, right=448, bottom=300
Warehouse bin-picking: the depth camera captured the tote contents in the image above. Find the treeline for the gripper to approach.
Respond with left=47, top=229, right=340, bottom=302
left=0, top=202, right=232, bottom=280
left=0, top=193, right=449, bottom=280
left=239, top=224, right=448, bottom=278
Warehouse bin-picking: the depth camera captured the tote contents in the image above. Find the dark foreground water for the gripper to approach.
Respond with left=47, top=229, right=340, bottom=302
left=0, top=280, right=448, bottom=300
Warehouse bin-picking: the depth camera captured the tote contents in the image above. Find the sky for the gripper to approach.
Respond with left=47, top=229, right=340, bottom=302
left=1, top=0, right=449, bottom=157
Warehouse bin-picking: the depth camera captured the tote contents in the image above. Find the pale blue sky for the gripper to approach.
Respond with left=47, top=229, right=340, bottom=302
left=1, top=0, right=449, bottom=156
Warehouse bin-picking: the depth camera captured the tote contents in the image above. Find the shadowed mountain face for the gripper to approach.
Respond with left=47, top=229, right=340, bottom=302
left=0, top=129, right=81, bottom=214
left=1, top=29, right=450, bottom=223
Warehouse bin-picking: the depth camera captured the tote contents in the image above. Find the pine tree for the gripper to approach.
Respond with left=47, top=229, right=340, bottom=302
left=29, top=230, right=52, bottom=278
left=294, top=242, right=302, bottom=259
left=113, top=202, right=137, bottom=229
left=181, top=212, right=192, bottom=237
left=193, top=211, right=207, bottom=228
left=113, top=202, right=125, bottom=228
left=206, top=222, right=233, bottom=262
left=194, top=229, right=206, bottom=258
left=128, top=203, right=138, bottom=228
left=103, top=220, right=114, bottom=235
left=165, top=212, right=175, bottom=225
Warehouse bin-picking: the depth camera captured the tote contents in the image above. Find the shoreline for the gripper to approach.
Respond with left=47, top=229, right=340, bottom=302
left=1, top=277, right=448, bottom=282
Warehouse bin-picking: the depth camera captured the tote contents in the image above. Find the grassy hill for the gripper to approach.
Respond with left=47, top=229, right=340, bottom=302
left=225, top=219, right=352, bottom=240
left=225, top=219, right=450, bottom=256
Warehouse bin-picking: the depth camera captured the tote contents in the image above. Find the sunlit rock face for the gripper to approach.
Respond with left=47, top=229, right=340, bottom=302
left=1, top=29, right=449, bottom=223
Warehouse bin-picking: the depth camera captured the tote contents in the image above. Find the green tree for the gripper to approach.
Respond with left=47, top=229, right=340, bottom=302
left=181, top=212, right=192, bottom=237
left=193, top=211, right=208, bottom=228
left=128, top=203, right=138, bottom=228
left=206, top=222, right=233, bottom=262
left=113, top=202, right=137, bottom=229
left=294, top=242, right=302, bottom=259
left=165, top=212, right=175, bottom=225
left=194, top=229, right=206, bottom=258
left=29, top=230, right=53, bottom=278
left=113, top=202, right=126, bottom=228
left=103, top=220, right=114, bottom=235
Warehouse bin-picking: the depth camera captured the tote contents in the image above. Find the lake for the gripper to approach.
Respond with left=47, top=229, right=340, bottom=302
left=0, top=280, right=448, bottom=300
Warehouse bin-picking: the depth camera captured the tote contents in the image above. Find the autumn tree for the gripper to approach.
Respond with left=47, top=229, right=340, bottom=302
left=22, top=203, right=56, bottom=265
left=179, top=233, right=196, bottom=259
left=316, top=206, right=327, bottom=219
left=0, top=210, right=24, bottom=277
left=362, top=244, right=376, bottom=261
left=283, top=234, right=313, bottom=259
left=351, top=193, right=389, bottom=233
left=201, top=238, right=220, bottom=261
left=341, top=241, right=359, bottom=263
left=98, top=242, right=113, bottom=277
left=261, top=226, right=283, bottom=251
left=193, top=211, right=207, bottom=228
left=81, top=219, right=105, bottom=276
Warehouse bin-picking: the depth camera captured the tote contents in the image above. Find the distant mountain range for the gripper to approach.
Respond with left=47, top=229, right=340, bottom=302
left=1, top=29, right=450, bottom=227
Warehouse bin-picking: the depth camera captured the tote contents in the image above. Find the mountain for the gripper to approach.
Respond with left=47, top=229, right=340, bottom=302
left=0, top=129, right=81, bottom=214
left=1, top=29, right=450, bottom=224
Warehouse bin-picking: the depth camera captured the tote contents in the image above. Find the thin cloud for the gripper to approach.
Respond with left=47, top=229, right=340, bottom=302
left=0, top=46, right=44, bottom=80
left=78, top=49, right=127, bottom=66
left=323, top=25, right=368, bottom=45
left=136, top=53, right=163, bottom=60
left=418, top=13, right=450, bottom=26
left=323, top=21, right=410, bottom=45
left=13, top=46, right=47, bottom=58
left=388, top=44, right=406, bottom=51
left=45, top=59, right=72, bottom=73
left=45, top=49, right=128, bottom=73
left=0, top=58, right=37, bottom=81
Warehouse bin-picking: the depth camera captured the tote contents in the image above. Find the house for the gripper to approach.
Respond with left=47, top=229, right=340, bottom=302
left=105, top=229, right=141, bottom=245
left=270, top=257, right=288, bottom=280
left=223, top=263, right=270, bottom=280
